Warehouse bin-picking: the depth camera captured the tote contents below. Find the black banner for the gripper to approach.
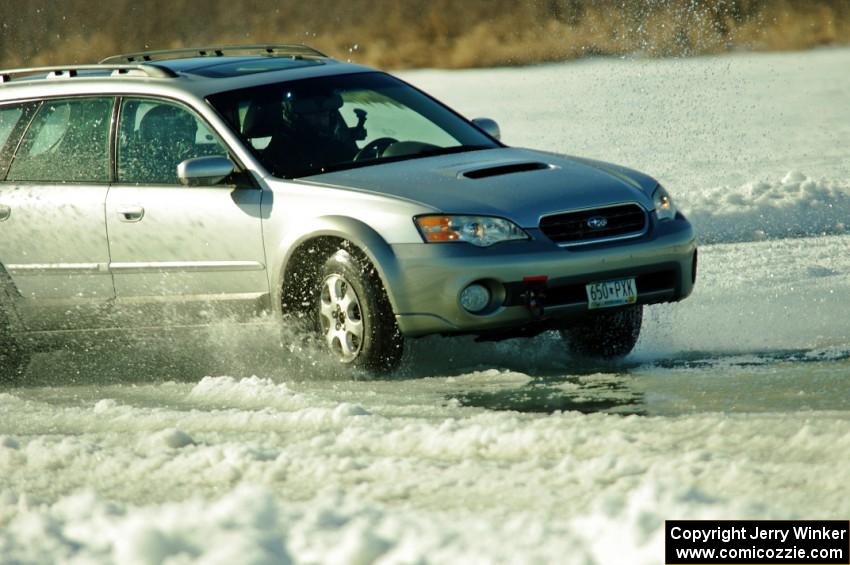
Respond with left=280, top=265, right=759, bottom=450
left=666, top=520, right=849, bottom=564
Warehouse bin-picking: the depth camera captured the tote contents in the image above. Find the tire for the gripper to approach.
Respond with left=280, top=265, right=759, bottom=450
left=559, top=305, right=643, bottom=359
left=316, top=249, right=403, bottom=372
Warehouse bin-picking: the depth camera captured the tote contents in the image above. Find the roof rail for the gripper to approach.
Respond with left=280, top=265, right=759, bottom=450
left=100, top=44, right=328, bottom=64
left=0, top=63, right=176, bottom=84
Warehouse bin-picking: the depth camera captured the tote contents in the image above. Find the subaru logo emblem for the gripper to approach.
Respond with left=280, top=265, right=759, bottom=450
left=587, top=216, right=608, bottom=229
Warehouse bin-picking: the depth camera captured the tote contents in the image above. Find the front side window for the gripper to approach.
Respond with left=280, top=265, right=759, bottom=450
left=118, top=98, right=227, bottom=185
left=207, top=72, right=500, bottom=178
left=6, top=97, right=113, bottom=183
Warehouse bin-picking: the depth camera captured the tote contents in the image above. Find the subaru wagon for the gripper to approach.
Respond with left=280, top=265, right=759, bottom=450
left=0, top=44, right=696, bottom=378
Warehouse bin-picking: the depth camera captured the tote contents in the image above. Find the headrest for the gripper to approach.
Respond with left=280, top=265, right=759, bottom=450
left=242, top=100, right=281, bottom=138
left=139, top=105, right=197, bottom=144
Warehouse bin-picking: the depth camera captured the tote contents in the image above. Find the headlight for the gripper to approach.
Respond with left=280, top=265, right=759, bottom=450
left=414, top=215, right=529, bottom=247
left=652, top=185, right=677, bottom=221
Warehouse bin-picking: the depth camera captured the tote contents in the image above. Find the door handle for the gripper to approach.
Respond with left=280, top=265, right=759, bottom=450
left=117, top=206, right=145, bottom=222
left=0, top=204, right=10, bottom=221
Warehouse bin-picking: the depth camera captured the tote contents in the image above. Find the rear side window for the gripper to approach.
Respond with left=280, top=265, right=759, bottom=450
left=117, top=98, right=227, bottom=185
left=6, top=97, right=113, bottom=183
left=0, top=106, right=24, bottom=149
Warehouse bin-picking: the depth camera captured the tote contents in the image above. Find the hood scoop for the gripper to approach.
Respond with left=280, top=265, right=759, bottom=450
left=460, top=161, right=552, bottom=179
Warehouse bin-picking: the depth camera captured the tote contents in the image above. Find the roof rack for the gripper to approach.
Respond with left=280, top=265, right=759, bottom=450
left=100, top=44, right=328, bottom=64
left=0, top=63, right=176, bottom=84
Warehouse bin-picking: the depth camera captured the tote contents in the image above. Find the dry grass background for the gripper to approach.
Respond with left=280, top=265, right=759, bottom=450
left=1, top=0, right=849, bottom=70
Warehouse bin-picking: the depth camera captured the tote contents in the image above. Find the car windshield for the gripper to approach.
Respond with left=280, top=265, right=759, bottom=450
left=207, top=72, right=500, bottom=178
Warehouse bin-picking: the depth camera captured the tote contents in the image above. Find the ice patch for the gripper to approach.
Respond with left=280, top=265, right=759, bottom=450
left=444, top=369, right=534, bottom=386
left=683, top=172, right=850, bottom=243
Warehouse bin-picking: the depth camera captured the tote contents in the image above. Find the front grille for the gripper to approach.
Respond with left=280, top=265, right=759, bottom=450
left=539, top=203, right=647, bottom=245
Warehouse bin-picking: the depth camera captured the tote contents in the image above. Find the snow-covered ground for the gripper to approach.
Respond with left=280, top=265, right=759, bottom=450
left=2, top=48, right=850, bottom=564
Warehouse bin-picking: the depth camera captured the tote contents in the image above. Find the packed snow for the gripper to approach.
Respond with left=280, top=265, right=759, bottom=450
left=2, top=48, right=850, bottom=564
left=683, top=171, right=850, bottom=243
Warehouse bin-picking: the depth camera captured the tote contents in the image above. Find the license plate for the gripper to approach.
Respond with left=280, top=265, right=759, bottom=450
left=585, top=278, right=637, bottom=309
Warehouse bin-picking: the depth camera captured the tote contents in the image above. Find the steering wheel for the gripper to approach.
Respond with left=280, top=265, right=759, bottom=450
left=354, top=137, right=398, bottom=161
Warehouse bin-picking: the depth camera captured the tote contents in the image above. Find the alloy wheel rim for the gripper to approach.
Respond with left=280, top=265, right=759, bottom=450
left=319, top=274, right=364, bottom=362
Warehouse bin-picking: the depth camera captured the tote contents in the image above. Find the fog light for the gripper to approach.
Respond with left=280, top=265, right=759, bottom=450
left=460, top=283, right=490, bottom=313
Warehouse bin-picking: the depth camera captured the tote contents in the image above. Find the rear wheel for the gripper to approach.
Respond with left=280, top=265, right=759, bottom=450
left=316, top=249, right=403, bottom=372
left=559, top=305, right=643, bottom=359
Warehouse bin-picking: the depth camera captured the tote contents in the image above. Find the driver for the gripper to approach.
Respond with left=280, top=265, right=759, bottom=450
left=264, top=92, right=363, bottom=176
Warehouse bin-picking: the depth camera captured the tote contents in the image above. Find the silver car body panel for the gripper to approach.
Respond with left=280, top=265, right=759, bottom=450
left=0, top=182, right=115, bottom=331
left=104, top=183, right=270, bottom=324
left=257, top=178, right=434, bottom=313
left=299, top=147, right=656, bottom=228
left=389, top=221, right=695, bottom=336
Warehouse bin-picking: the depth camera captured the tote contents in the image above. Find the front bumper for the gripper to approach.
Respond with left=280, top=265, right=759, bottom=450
left=388, top=215, right=696, bottom=337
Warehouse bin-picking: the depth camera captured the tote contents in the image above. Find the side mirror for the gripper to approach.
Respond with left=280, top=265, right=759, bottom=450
left=471, top=117, right=501, bottom=141
left=177, top=156, right=234, bottom=187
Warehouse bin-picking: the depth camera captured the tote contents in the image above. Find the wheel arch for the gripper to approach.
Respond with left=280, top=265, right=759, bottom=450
left=275, top=216, right=403, bottom=318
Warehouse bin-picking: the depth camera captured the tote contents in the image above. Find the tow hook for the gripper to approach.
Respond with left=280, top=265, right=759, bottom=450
left=520, top=275, right=548, bottom=320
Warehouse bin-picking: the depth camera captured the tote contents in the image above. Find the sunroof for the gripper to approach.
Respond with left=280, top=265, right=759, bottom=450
left=187, top=57, right=325, bottom=77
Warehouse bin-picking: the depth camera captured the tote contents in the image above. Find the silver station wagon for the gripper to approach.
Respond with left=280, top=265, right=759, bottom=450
left=0, top=44, right=696, bottom=378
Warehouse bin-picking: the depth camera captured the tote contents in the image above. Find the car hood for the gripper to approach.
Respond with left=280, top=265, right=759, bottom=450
left=300, top=147, right=658, bottom=228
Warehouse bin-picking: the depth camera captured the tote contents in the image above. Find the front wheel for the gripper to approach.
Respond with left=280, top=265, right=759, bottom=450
left=559, top=305, right=643, bottom=359
left=316, top=249, right=403, bottom=372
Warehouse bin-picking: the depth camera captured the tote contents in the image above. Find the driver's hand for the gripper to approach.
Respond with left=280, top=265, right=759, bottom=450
left=351, top=108, right=368, bottom=141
